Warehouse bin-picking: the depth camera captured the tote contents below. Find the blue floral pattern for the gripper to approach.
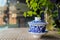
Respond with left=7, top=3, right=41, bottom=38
left=28, top=20, right=46, bottom=33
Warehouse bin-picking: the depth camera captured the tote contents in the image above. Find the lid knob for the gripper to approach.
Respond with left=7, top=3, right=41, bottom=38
left=35, top=17, right=40, bottom=21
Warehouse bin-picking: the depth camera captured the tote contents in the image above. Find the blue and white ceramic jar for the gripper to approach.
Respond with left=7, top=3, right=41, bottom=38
left=28, top=17, right=47, bottom=38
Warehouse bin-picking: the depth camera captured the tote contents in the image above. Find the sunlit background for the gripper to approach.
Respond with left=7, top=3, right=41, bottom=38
left=0, top=0, right=60, bottom=28
left=0, top=0, right=7, bottom=6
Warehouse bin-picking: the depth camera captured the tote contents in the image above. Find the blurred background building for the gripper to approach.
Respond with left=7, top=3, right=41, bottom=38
left=0, top=0, right=60, bottom=28
left=0, top=0, right=29, bottom=28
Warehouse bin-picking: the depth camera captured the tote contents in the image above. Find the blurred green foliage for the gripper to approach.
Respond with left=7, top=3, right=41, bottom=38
left=23, top=0, right=58, bottom=18
left=23, top=0, right=59, bottom=31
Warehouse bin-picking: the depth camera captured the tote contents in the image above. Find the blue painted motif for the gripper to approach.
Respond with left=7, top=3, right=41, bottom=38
left=28, top=20, right=46, bottom=33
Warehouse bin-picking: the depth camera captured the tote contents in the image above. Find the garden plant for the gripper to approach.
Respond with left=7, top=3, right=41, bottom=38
left=23, top=0, right=59, bottom=31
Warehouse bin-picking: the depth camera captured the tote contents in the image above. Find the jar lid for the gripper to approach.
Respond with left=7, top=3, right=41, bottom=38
left=29, top=20, right=46, bottom=25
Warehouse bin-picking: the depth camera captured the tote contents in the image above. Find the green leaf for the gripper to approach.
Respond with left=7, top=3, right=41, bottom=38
left=40, top=11, right=44, bottom=14
left=37, top=15, right=40, bottom=17
left=27, top=15, right=30, bottom=17
left=33, top=7, right=37, bottom=11
left=31, top=2, right=37, bottom=8
left=30, top=0, right=34, bottom=5
left=26, top=0, right=28, bottom=3
left=52, top=10, right=58, bottom=17
left=39, top=0, right=44, bottom=3
left=23, top=12, right=27, bottom=17
left=27, top=3, right=30, bottom=7
left=33, top=12, right=37, bottom=15
left=42, top=2, right=46, bottom=6
left=27, top=11, right=33, bottom=16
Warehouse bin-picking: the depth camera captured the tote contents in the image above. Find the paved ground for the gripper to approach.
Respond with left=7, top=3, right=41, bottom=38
left=0, top=28, right=60, bottom=40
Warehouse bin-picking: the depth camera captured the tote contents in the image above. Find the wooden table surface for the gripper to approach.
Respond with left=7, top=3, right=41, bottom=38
left=0, top=28, right=60, bottom=40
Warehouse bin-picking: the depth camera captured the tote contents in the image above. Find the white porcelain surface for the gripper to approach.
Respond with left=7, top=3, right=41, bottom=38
left=35, top=17, right=40, bottom=21
left=32, top=33, right=46, bottom=38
